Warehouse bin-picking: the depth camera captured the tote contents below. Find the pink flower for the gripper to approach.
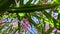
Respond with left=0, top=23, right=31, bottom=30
left=45, top=24, right=49, bottom=31
left=52, top=28, right=57, bottom=32
left=1, top=18, right=5, bottom=23
left=21, top=18, right=31, bottom=31
left=0, top=18, right=5, bottom=24
left=0, top=20, right=1, bottom=23
left=42, top=1, right=49, bottom=4
left=50, top=32, right=52, bottom=34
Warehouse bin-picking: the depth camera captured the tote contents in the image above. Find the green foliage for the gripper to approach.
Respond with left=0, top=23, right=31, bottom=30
left=0, top=0, right=60, bottom=34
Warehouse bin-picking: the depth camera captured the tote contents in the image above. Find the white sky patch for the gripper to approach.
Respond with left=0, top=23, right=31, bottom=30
left=31, top=0, right=35, bottom=4
left=34, top=0, right=39, bottom=5
left=48, top=0, right=52, bottom=2
left=24, top=0, right=29, bottom=4
left=14, top=0, right=52, bottom=6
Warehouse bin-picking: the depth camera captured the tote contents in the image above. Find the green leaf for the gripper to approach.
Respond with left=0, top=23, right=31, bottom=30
left=8, top=3, right=60, bottom=13
left=18, top=13, right=26, bottom=17
left=20, top=0, right=24, bottom=6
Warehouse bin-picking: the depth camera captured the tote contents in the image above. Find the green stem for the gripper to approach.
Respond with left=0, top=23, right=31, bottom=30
left=8, top=3, right=60, bottom=13
left=16, top=13, right=21, bottom=34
